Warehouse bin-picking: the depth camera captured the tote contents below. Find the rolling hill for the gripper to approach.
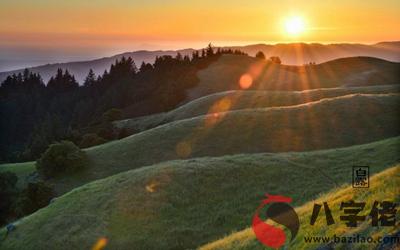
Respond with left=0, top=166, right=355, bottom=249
left=48, top=93, right=400, bottom=194
left=1, top=42, right=399, bottom=83
left=3, top=90, right=399, bottom=196
left=115, top=85, right=400, bottom=134
left=1, top=47, right=399, bottom=250
left=199, top=165, right=400, bottom=250
left=0, top=162, right=35, bottom=189
left=187, top=55, right=400, bottom=100
left=0, top=137, right=398, bottom=250
left=227, top=42, right=400, bottom=65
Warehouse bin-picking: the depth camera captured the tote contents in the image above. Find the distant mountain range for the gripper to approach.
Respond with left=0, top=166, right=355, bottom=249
left=0, top=42, right=399, bottom=83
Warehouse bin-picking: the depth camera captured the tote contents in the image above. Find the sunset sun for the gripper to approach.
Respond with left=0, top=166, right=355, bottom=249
left=284, top=16, right=306, bottom=36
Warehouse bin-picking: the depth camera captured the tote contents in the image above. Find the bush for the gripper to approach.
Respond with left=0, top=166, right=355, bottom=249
left=269, top=56, right=282, bottom=64
left=102, top=108, right=123, bottom=122
left=0, top=172, right=18, bottom=224
left=79, top=133, right=107, bottom=148
left=255, top=51, right=266, bottom=59
left=96, top=121, right=116, bottom=140
left=15, top=181, right=54, bottom=216
left=116, top=128, right=131, bottom=139
left=36, top=141, right=88, bottom=178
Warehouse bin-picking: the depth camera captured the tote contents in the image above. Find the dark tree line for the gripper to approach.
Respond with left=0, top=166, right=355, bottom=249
left=0, top=45, right=247, bottom=162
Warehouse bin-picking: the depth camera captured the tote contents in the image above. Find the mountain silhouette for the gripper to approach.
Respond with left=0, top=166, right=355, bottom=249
left=0, top=42, right=399, bottom=83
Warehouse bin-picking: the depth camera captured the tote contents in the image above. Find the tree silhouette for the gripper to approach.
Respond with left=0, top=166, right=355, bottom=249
left=84, top=69, right=96, bottom=87
left=206, top=43, right=214, bottom=57
left=139, top=62, right=153, bottom=73
left=270, top=56, right=282, bottom=64
left=0, top=47, right=248, bottom=162
left=256, top=51, right=266, bottom=59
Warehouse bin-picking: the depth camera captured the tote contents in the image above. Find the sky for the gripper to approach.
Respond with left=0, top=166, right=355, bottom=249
left=0, top=0, right=399, bottom=70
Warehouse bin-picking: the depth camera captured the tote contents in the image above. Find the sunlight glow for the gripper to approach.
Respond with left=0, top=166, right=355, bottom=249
left=284, top=16, right=306, bottom=36
left=239, top=74, right=253, bottom=89
left=92, top=237, right=108, bottom=250
left=146, top=181, right=159, bottom=193
left=176, top=141, right=192, bottom=158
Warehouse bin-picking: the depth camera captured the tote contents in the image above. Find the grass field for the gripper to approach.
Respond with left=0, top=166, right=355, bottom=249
left=0, top=137, right=399, bottom=250
left=199, top=165, right=399, bottom=250
left=1, top=59, right=398, bottom=250
left=187, top=55, right=400, bottom=100
left=0, top=162, right=35, bottom=189
left=115, top=85, right=400, bottom=134
left=46, top=93, right=400, bottom=194
left=4, top=92, right=399, bottom=196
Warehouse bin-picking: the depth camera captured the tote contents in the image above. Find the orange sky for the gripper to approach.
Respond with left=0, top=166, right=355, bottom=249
left=0, top=0, right=399, bottom=69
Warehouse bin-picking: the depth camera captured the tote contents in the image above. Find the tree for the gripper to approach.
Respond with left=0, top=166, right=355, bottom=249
left=191, top=50, right=199, bottom=61
left=206, top=43, right=214, bottom=57
left=47, top=68, right=79, bottom=92
left=15, top=181, right=54, bottom=216
left=79, top=133, right=107, bottom=148
left=139, top=62, right=153, bottom=73
left=201, top=49, right=206, bottom=58
left=102, top=108, right=123, bottom=122
left=270, top=56, right=282, bottom=64
left=175, top=52, right=183, bottom=61
left=108, top=57, right=137, bottom=77
left=0, top=51, right=226, bottom=163
left=0, top=172, right=18, bottom=224
left=256, top=51, right=266, bottom=59
left=36, top=141, right=87, bottom=178
left=84, top=69, right=96, bottom=87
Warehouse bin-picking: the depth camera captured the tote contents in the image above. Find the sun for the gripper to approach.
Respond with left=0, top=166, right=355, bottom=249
left=284, top=16, right=306, bottom=36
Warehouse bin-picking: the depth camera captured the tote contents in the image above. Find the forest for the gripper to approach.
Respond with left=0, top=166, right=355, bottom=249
left=0, top=45, right=246, bottom=163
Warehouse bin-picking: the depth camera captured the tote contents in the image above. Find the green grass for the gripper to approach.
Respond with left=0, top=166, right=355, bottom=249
left=187, top=55, right=400, bottom=100
left=114, top=85, right=400, bottom=133
left=0, top=137, right=399, bottom=250
left=3, top=94, right=399, bottom=197
left=5, top=93, right=399, bottom=196
left=0, top=162, right=35, bottom=189
left=54, top=93, right=400, bottom=194
left=199, top=165, right=399, bottom=250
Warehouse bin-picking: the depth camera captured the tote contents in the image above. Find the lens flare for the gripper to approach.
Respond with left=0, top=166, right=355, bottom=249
left=92, top=237, right=108, bottom=250
left=145, top=181, right=159, bottom=193
left=176, top=141, right=192, bottom=158
left=239, top=74, right=253, bottom=89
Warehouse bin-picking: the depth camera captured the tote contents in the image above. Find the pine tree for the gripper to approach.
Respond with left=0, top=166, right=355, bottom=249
left=206, top=43, right=214, bottom=57
left=84, top=69, right=96, bottom=87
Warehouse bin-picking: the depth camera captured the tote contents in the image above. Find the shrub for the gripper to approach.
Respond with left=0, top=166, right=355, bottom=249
left=0, top=172, right=18, bottom=224
left=269, top=56, right=282, bottom=64
left=79, top=133, right=107, bottom=148
left=102, top=108, right=123, bottom=122
left=97, top=122, right=116, bottom=140
left=116, top=128, right=131, bottom=139
left=36, top=141, right=88, bottom=178
left=255, top=51, right=266, bottom=59
left=15, top=181, right=55, bottom=216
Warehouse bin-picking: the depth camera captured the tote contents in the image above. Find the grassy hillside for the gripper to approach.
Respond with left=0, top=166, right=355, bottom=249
left=51, top=93, right=400, bottom=194
left=0, top=162, right=35, bottom=189
left=200, top=165, right=399, bottom=250
left=0, top=137, right=399, bottom=250
left=187, top=55, right=400, bottom=100
left=115, top=85, right=400, bottom=133
left=229, top=42, right=400, bottom=65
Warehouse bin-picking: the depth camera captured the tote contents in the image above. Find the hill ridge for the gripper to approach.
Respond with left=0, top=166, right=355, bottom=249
left=48, top=93, right=400, bottom=194
left=1, top=41, right=399, bottom=82
left=1, top=137, right=398, bottom=250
